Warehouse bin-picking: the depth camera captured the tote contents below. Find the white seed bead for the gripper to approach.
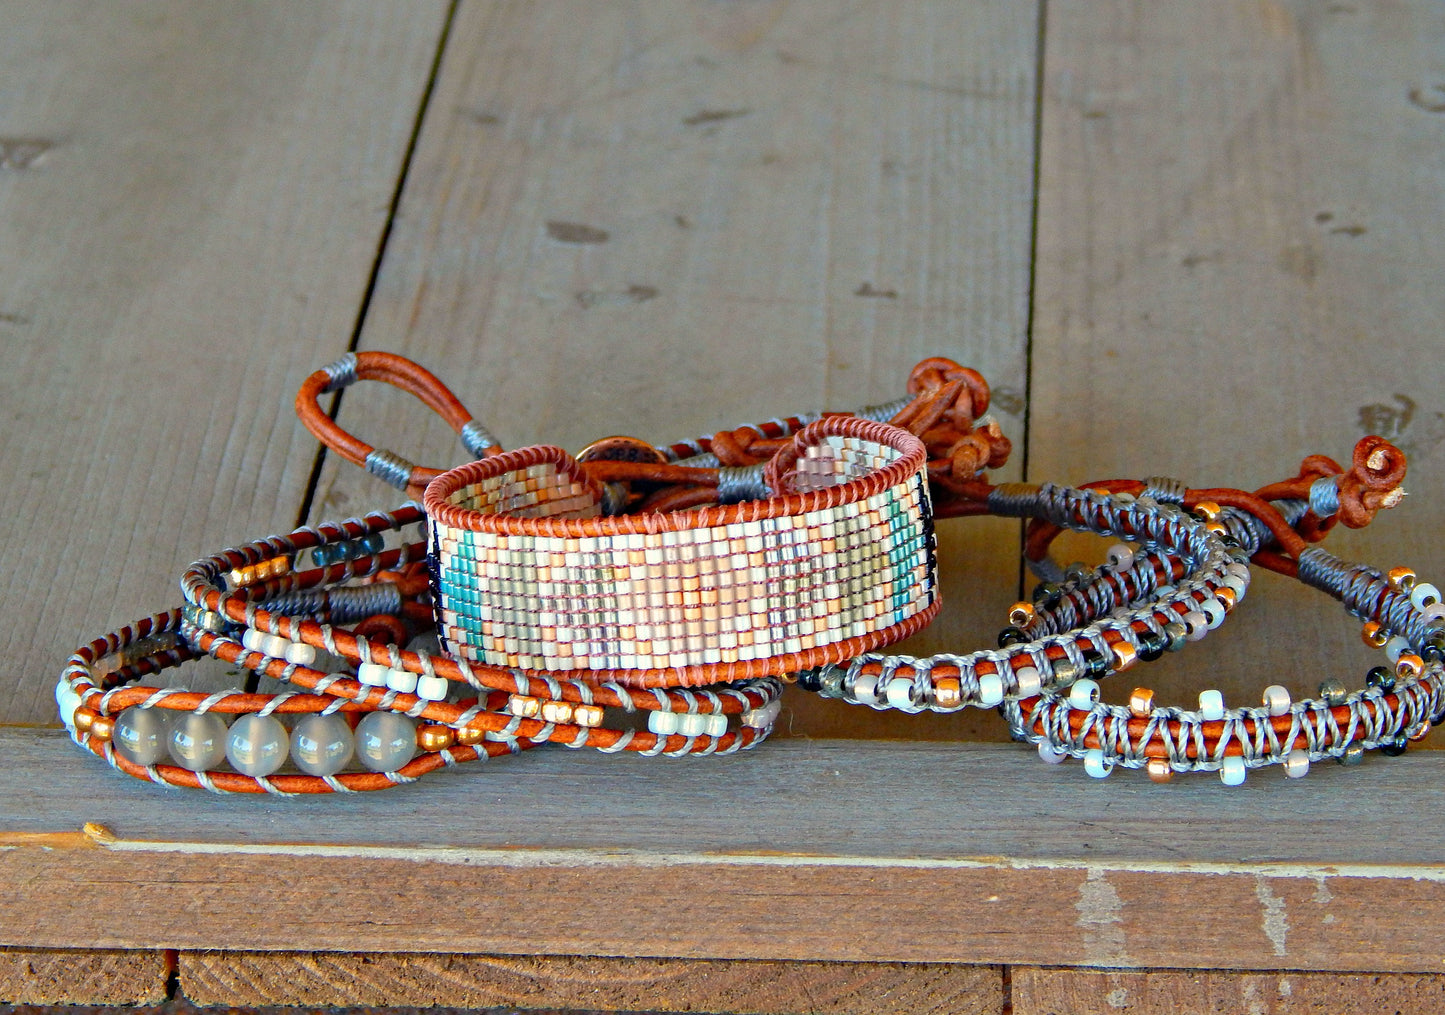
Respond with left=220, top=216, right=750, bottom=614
left=241, top=629, right=264, bottom=652
left=226, top=714, right=289, bottom=777
left=1411, top=582, right=1442, bottom=610
left=705, top=713, right=727, bottom=737
left=114, top=707, right=170, bottom=766
left=647, top=710, right=680, bottom=735
left=1385, top=635, right=1412, bottom=664
left=1068, top=678, right=1100, bottom=710
left=1423, top=602, right=1445, bottom=624
left=169, top=712, right=229, bottom=772
left=357, top=662, right=389, bottom=687
left=1198, top=689, right=1226, bottom=721
left=1083, top=748, right=1112, bottom=778
left=1220, top=755, right=1247, bottom=786
left=355, top=712, right=418, bottom=772
left=1106, top=543, right=1135, bottom=572
left=1038, top=742, right=1069, bottom=765
left=284, top=641, right=316, bottom=667
left=1183, top=610, right=1210, bottom=641
left=415, top=674, right=449, bottom=701
left=1283, top=749, right=1310, bottom=779
left=55, top=681, right=82, bottom=729
left=741, top=699, right=781, bottom=729
left=977, top=672, right=1005, bottom=707
left=1262, top=684, right=1291, bottom=717
left=678, top=712, right=708, bottom=737
left=885, top=678, right=917, bottom=710
left=1225, top=562, right=1251, bottom=583
left=1223, top=574, right=1248, bottom=600
left=262, top=634, right=290, bottom=659
left=291, top=713, right=354, bottom=776
left=1014, top=666, right=1042, bottom=698
left=385, top=667, right=418, bottom=694
left=1201, top=598, right=1227, bottom=629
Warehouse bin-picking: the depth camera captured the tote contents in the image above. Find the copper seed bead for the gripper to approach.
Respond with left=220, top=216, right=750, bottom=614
left=1397, top=653, right=1424, bottom=680
left=933, top=677, right=962, bottom=709
left=73, top=706, right=99, bottom=732
left=1193, top=500, right=1222, bottom=521
left=1008, top=602, right=1036, bottom=628
left=1361, top=621, right=1389, bottom=649
left=1205, top=521, right=1228, bottom=536
left=455, top=725, right=487, bottom=746
left=89, top=716, right=115, bottom=742
left=1129, top=687, right=1154, bottom=717
left=573, top=704, right=604, bottom=727
left=1146, top=758, right=1173, bottom=783
left=1111, top=641, right=1139, bottom=671
left=1214, top=585, right=1237, bottom=611
left=1387, top=566, right=1417, bottom=591
left=417, top=725, right=456, bottom=752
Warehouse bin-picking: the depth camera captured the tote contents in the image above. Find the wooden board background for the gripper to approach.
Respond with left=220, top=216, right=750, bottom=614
left=3, top=0, right=1445, bottom=1009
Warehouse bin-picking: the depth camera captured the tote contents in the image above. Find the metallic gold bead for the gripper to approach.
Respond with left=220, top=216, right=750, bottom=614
left=1008, top=601, right=1036, bottom=628
left=933, top=677, right=962, bottom=709
left=573, top=704, right=604, bottom=727
left=417, top=725, right=456, bottom=752
left=1387, top=566, right=1417, bottom=591
left=1129, top=687, right=1154, bottom=718
left=1111, top=641, right=1139, bottom=671
left=1396, top=653, right=1424, bottom=680
left=89, top=716, right=115, bottom=742
left=1214, top=585, right=1237, bottom=611
left=540, top=700, right=574, bottom=724
left=73, top=706, right=99, bottom=732
left=1193, top=500, right=1222, bottom=521
left=1146, top=758, right=1173, bottom=783
left=507, top=694, right=541, bottom=719
left=455, top=725, right=488, bottom=746
left=1205, top=520, right=1228, bottom=536
left=1361, top=621, right=1389, bottom=648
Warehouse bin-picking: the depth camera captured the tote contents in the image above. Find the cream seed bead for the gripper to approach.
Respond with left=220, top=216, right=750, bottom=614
left=705, top=713, right=728, bottom=737
left=1220, top=755, right=1247, bottom=786
left=355, top=712, right=418, bottom=772
left=226, top=714, right=288, bottom=777
left=678, top=712, right=708, bottom=737
left=1423, top=602, right=1445, bottom=624
left=262, top=634, right=290, bottom=659
left=1283, top=749, right=1310, bottom=779
left=1385, top=636, right=1412, bottom=664
left=290, top=713, right=354, bottom=776
left=885, top=678, right=918, bottom=710
left=1201, top=599, right=1227, bottom=629
left=1198, top=689, right=1226, bottom=721
left=55, top=680, right=82, bottom=729
left=647, top=710, right=680, bottom=735
left=1105, top=543, right=1135, bottom=572
left=1038, top=742, right=1068, bottom=764
left=284, top=641, right=316, bottom=667
left=358, top=662, right=390, bottom=687
left=1014, top=666, right=1042, bottom=698
left=1183, top=610, right=1210, bottom=641
left=169, top=712, right=229, bottom=772
left=240, top=629, right=263, bottom=652
left=1068, top=678, right=1100, bottom=710
left=1262, top=684, right=1291, bottom=717
left=741, top=699, right=781, bottom=728
left=977, top=672, right=1005, bottom=708
left=1083, top=748, right=1112, bottom=778
left=385, top=667, right=418, bottom=695
left=114, top=707, right=170, bottom=766
left=415, top=674, right=449, bottom=701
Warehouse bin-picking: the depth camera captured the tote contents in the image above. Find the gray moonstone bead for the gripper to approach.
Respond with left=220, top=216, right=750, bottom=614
left=114, top=708, right=170, bottom=766
left=226, top=713, right=289, bottom=777
left=169, top=712, right=229, bottom=772
left=355, top=711, right=418, bottom=772
left=290, top=713, right=355, bottom=777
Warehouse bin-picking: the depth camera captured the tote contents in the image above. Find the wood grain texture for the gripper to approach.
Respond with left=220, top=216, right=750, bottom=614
left=0, top=947, right=166, bottom=1005
left=179, top=952, right=1002, bottom=1014
left=0, top=1, right=448, bottom=723
left=1014, top=967, right=1445, bottom=1015
left=315, top=0, right=1042, bottom=741
left=1028, top=1, right=1445, bottom=712
left=9, top=729, right=1445, bottom=972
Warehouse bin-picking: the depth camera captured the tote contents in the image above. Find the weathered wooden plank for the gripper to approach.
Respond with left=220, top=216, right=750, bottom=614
left=179, top=951, right=1002, bottom=1014
left=1029, top=1, right=1445, bottom=711
left=316, top=0, right=1043, bottom=741
left=8, top=730, right=1445, bottom=971
left=0, top=1, right=449, bottom=723
left=0, top=947, right=167, bottom=1005
left=1013, top=967, right=1445, bottom=1015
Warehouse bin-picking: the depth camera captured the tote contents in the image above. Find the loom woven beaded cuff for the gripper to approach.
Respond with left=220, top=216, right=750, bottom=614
left=424, top=416, right=939, bottom=687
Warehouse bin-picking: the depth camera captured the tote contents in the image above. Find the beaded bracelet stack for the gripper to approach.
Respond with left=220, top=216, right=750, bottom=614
left=56, top=351, right=1426, bottom=791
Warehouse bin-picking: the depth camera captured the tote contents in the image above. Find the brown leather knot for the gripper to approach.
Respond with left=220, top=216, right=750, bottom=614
left=898, top=357, right=992, bottom=434
left=709, top=426, right=764, bottom=466
left=1337, top=435, right=1407, bottom=528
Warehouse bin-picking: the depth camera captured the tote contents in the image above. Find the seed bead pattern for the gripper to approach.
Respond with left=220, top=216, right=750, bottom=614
left=425, top=417, right=938, bottom=687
